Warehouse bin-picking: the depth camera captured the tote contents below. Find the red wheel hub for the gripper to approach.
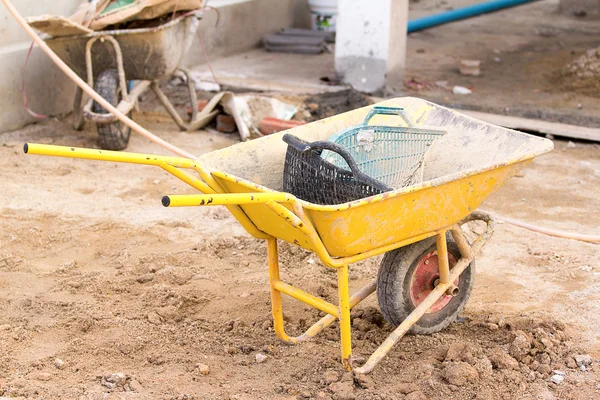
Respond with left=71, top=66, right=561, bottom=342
left=409, top=250, right=459, bottom=313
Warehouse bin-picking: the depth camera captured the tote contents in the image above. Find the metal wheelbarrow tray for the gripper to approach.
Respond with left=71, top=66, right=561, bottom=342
left=24, top=97, right=554, bottom=373
left=44, top=14, right=201, bottom=149
left=46, top=15, right=198, bottom=81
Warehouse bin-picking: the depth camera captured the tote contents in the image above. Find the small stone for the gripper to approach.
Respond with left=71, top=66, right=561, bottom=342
left=509, top=331, right=532, bottom=360
left=54, top=358, right=65, bottom=370
left=255, top=353, right=268, bottom=363
left=225, top=346, right=239, bottom=355
left=129, top=379, right=143, bottom=392
left=574, top=354, right=592, bottom=367
left=566, top=358, right=577, bottom=369
left=405, top=391, right=428, bottom=400
left=536, top=353, right=551, bottom=366
left=103, top=381, right=116, bottom=390
left=445, top=343, right=468, bottom=362
left=580, top=365, right=586, bottom=372
left=553, top=370, right=565, bottom=376
left=298, top=391, right=312, bottom=399
left=136, top=273, right=154, bottom=284
left=486, top=323, right=499, bottom=331
left=489, top=349, right=519, bottom=370
left=30, top=372, right=52, bottom=381
left=316, top=391, right=331, bottom=400
left=196, top=363, right=210, bottom=375
left=396, top=383, right=419, bottom=394
left=537, top=364, right=552, bottom=375
left=352, top=318, right=373, bottom=333
left=147, top=312, right=162, bottom=325
left=324, top=369, right=341, bottom=384
left=459, top=59, right=481, bottom=76
left=540, top=337, right=554, bottom=350
left=443, top=362, right=479, bottom=386
left=105, top=372, right=127, bottom=386
left=550, top=374, right=564, bottom=384
left=329, top=381, right=354, bottom=400
left=354, top=373, right=374, bottom=389
left=473, top=357, right=493, bottom=378
left=567, top=141, right=576, bottom=148
left=239, top=292, right=251, bottom=298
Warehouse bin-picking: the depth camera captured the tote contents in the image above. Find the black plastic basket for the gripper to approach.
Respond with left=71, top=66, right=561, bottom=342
left=282, top=134, right=391, bottom=205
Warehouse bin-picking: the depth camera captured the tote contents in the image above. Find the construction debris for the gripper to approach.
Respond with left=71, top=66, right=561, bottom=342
left=263, top=28, right=333, bottom=54
left=259, top=117, right=306, bottom=135
left=460, top=59, right=481, bottom=76
left=453, top=86, right=473, bottom=95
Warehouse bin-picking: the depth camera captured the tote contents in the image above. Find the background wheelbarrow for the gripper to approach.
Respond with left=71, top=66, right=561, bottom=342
left=44, top=13, right=201, bottom=150
left=23, top=97, right=554, bottom=373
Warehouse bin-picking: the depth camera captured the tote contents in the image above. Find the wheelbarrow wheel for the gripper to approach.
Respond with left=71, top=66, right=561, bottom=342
left=92, top=69, right=131, bottom=150
left=377, top=234, right=475, bottom=335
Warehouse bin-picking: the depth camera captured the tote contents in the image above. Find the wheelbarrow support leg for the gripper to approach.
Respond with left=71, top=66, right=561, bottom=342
left=266, top=237, right=374, bottom=359
left=268, top=237, right=289, bottom=342
left=338, top=264, right=352, bottom=370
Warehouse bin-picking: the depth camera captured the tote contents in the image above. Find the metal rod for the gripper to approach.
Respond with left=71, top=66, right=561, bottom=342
left=151, top=82, right=188, bottom=131
left=338, top=265, right=352, bottom=370
left=435, top=232, right=450, bottom=285
left=451, top=225, right=472, bottom=259
left=273, top=280, right=339, bottom=317
left=297, top=280, right=377, bottom=341
left=24, top=143, right=195, bottom=168
left=162, top=193, right=295, bottom=207
left=178, top=67, right=199, bottom=126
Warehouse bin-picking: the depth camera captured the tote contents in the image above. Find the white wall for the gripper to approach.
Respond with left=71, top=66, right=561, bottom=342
left=0, top=1, right=81, bottom=133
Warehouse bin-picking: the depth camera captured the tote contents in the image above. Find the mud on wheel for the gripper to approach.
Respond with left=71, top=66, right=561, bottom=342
left=376, top=233, right=475, bottom=335
left=92, top=69, right=131, bottom=150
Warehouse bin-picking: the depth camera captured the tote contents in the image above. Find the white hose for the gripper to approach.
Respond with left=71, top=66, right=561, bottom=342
left=2, top=0, right=196, bottom=159
left=481, top=209, right=600, bottom=244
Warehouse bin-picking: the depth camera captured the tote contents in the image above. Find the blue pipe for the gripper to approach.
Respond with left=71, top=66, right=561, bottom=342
left=407, top=0, right=539, bottom=33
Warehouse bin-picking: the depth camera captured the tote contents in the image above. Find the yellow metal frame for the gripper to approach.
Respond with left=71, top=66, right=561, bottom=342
left=25, top=143, right=495, bottom=373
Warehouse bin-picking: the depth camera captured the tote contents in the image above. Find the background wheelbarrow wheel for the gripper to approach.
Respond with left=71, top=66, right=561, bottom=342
left=92, top=69, right=131, bottom=151
left=377, top=234, right=475, bottom=335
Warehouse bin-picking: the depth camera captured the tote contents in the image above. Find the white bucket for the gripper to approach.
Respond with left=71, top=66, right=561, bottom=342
left=308, top=0, right=338, bottom=32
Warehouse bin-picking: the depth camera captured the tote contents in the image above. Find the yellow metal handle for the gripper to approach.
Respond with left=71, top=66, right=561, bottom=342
left=162, top=193, right=296, bottom=207
left=24, top=143, right=197, bottom=168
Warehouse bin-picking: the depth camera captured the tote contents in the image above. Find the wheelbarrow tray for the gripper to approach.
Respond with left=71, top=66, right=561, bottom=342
left=198, top=97, right=554, bottom=258
left=44, top=14, right=198, bottom=81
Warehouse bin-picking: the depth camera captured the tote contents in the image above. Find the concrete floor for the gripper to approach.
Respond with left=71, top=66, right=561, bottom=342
left=191, top=48, right=338, bottom=94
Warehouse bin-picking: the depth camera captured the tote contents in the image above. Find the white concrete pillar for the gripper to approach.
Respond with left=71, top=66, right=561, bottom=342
left=335, top=0, right=408, bottom=94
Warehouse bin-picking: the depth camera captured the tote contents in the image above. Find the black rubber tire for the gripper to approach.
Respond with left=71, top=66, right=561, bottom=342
left=376, top=234, right=475, bottom=335
left=92, top=69, right=131, bottom=150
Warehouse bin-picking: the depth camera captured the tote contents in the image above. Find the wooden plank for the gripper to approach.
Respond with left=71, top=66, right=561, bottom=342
left=459, top=110, right=600, bottom=142
left=27, top=15, right=92, bottom=37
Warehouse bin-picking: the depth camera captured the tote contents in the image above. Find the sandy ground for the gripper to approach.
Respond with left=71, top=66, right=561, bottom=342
left=1, top=106, right=599, bottom=399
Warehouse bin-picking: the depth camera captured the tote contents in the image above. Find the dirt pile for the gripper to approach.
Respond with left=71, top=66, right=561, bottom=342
left=1, top=223, right=598, bottom=399
left=559, top=47, right=600, bottom=96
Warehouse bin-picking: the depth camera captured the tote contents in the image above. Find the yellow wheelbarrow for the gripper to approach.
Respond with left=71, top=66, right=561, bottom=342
left=23, top=97, right=553, bottom=373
